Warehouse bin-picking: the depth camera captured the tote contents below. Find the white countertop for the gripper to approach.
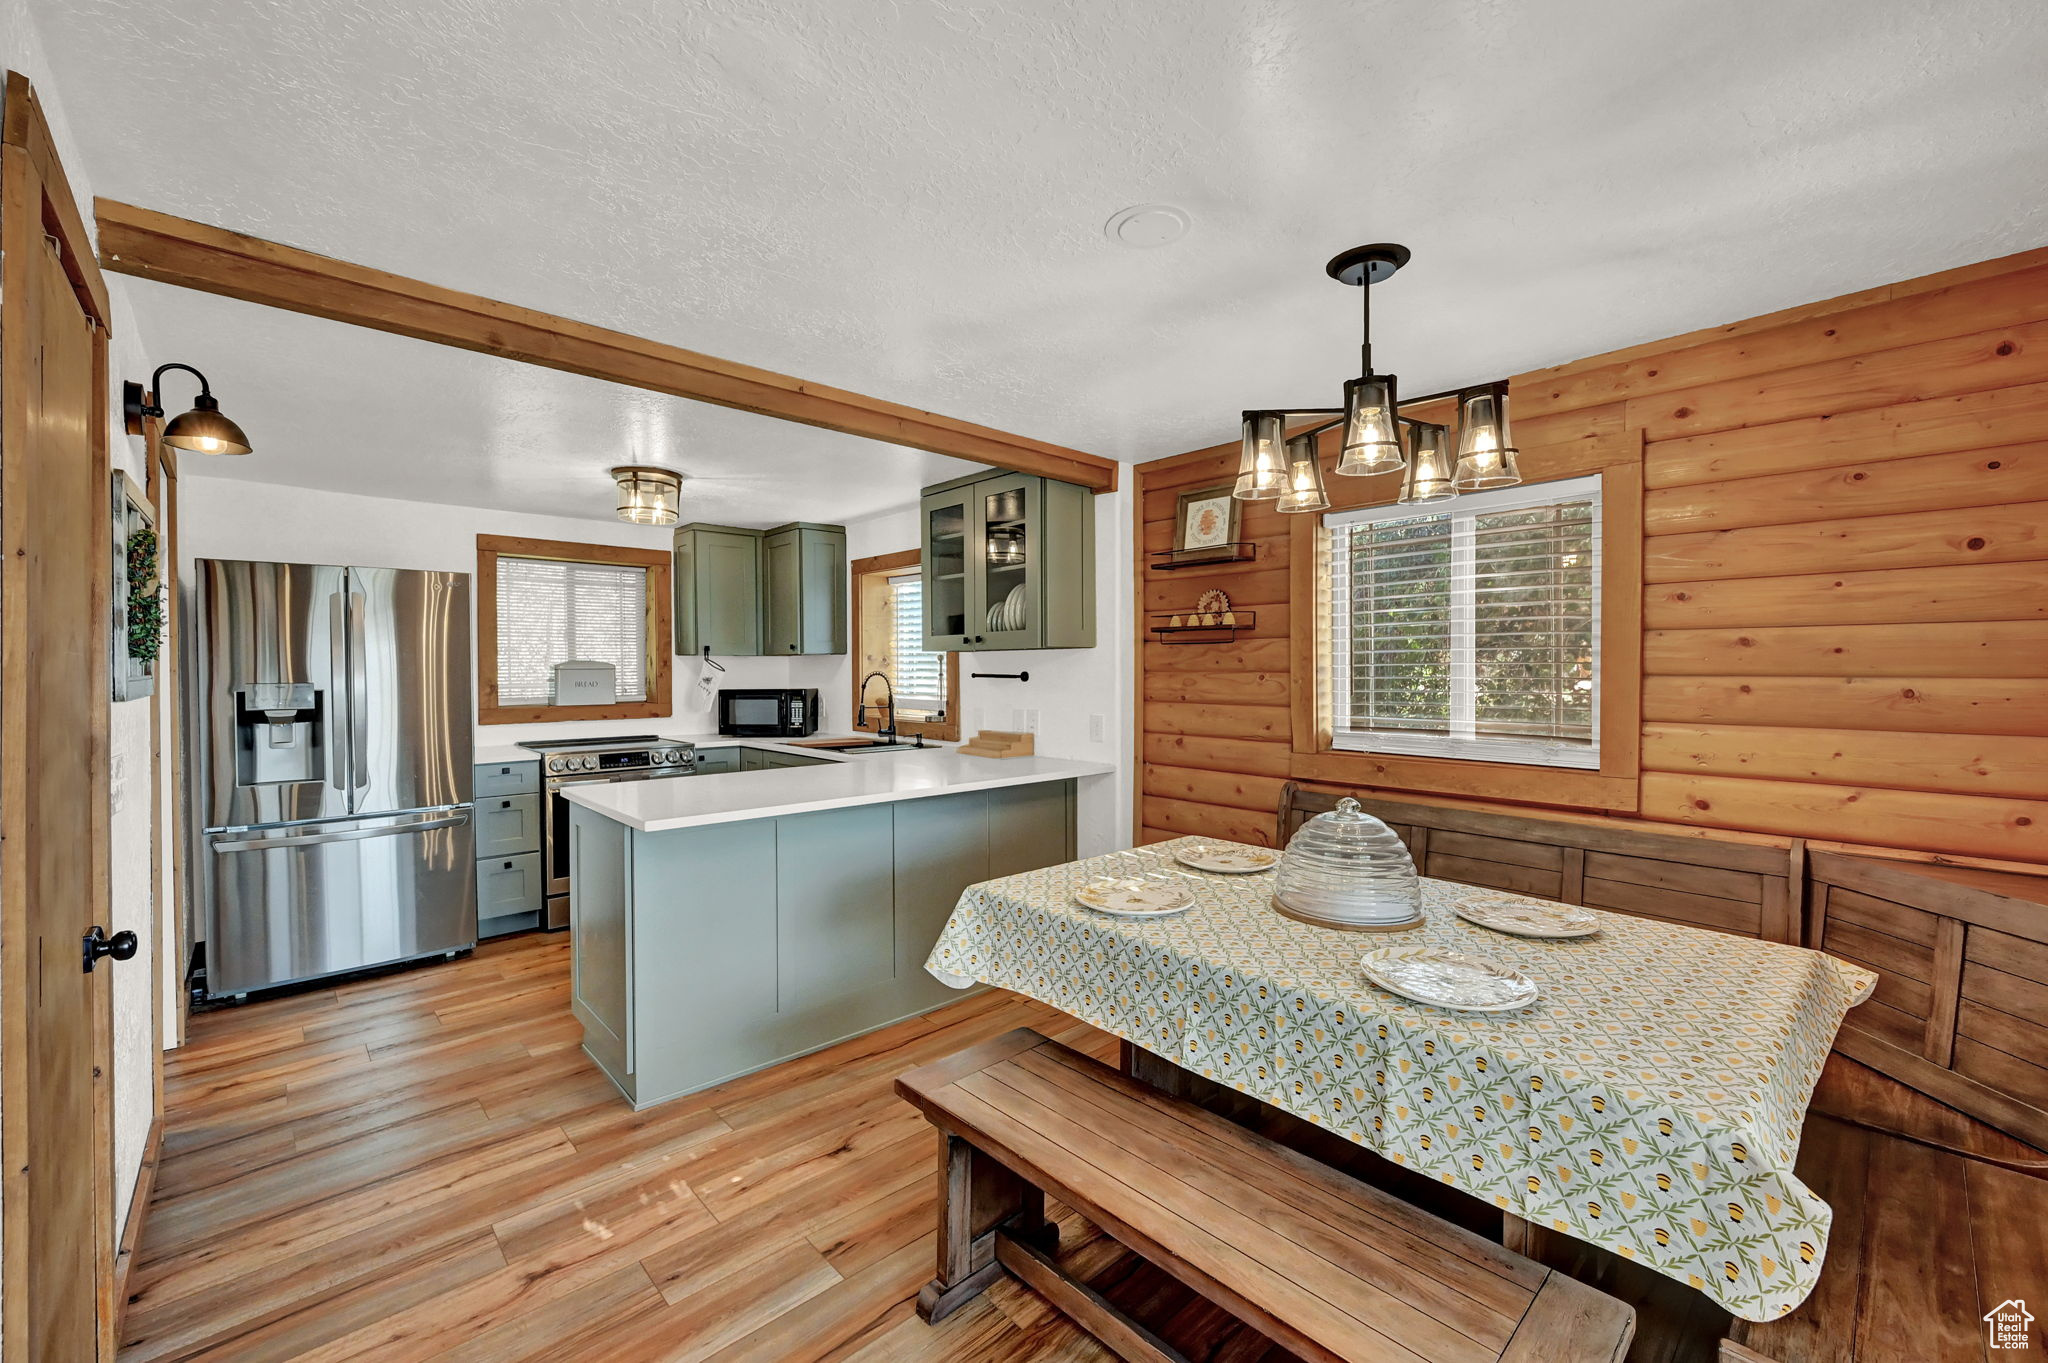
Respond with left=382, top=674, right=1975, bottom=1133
left=558, top=741, right=1114, bottom=832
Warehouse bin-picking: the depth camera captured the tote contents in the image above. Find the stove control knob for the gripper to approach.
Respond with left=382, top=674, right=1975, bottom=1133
left=547, top=757, right=565, bottom=773
left=583, top=755, right=599, bottom=771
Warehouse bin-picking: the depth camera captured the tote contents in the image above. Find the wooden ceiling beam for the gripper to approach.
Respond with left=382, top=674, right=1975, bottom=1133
left=94, top=199, right=1117, bottom=492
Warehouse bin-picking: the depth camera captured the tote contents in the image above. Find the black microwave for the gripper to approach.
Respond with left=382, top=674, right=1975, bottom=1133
left=717, top=687, right=819, bottom=737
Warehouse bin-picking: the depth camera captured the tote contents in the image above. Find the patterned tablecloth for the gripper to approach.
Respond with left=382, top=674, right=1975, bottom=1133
left=924, top=838, right=1876, bottom=1323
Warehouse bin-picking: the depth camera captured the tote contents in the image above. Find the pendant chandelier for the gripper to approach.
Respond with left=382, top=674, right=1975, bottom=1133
left=1233, top=243, right=1521, bottom=512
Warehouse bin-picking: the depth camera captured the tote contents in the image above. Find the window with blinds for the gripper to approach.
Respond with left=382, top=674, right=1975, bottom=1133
left=1325, top=475, right=1600, bottom=768
left=494, top=556, right=650, bottom=706
left=886, top=573, right=948, bottom=717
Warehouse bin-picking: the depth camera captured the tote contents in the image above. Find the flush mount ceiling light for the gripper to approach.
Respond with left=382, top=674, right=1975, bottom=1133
left=611, top=465, right=683, bottom=525
left=122, top=363, right=252, bottom=455
left=1232, top=244, right=1522, bottom=512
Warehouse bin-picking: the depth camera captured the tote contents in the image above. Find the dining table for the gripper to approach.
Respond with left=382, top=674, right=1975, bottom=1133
left=923, top=835, right=1877, bottom=1325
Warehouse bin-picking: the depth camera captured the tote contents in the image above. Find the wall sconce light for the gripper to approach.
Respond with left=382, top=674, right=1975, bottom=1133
left=611, top=465, right=683, bottom=525
left=122, top=364, right=252, bottom=455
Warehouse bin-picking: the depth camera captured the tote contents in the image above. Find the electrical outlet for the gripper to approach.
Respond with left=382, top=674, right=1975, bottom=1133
left=1088, top=714, right=1105, bottom=743
left=1023, top=709, right=1040, bottom=734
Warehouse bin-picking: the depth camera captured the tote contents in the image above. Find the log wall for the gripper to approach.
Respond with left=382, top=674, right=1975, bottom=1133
left=1134, top=247, right=2048, bottom=867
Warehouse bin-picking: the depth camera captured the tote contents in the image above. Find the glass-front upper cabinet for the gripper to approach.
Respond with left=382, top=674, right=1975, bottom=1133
left=920, top=470, right=1095, bottom=653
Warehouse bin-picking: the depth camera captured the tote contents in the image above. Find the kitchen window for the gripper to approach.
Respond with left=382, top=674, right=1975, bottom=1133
left=476, top=535, right=672, bottom=724
left=852, top=549, right=959, bottom=740
left=1324, top=475, right=1600, bottom=769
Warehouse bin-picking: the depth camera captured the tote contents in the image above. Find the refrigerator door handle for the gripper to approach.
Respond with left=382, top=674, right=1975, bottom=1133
left=348, top=592, right=369, bottom=791
left=211, top=809, right=471, bottom=853
left=329, top=592, right=351, bottom=792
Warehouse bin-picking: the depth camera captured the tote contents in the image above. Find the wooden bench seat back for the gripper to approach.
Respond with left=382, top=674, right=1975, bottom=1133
left=898, top=1028, right=1635, bottom=1363
left=1812, top=852, right=2048, bottom=1150
left=1278, top=784, right=1798, bottom=942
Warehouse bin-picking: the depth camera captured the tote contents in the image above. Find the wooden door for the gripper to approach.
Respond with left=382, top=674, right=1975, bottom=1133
left=0, top=72, right=118, bottom=1363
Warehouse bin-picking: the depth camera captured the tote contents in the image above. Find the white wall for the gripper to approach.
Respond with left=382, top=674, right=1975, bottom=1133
left=824, top=491, right=1135, bottom=857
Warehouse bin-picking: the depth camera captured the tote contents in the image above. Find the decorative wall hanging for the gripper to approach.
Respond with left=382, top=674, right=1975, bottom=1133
left=1233, top=243, right=1523, bottom=512
left=1164, top=484, right=1245, bottom=566
left=112, top=469, right=161, bottom=701
left=1152, top=587, right=1252, bottom=644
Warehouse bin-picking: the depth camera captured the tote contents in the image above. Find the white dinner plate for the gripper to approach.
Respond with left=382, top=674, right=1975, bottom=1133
left=1454, top=895, right=1601, bottom=939
left=1358, top=945, right=1539, bottom=1012
left=1074, top=880, right=1193, bottom=917
left=1173, top=844, right=1280, bottom=875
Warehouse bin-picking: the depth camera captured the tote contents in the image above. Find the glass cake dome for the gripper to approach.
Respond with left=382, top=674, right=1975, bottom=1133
left=1272, top=797, right=1423, bottom=931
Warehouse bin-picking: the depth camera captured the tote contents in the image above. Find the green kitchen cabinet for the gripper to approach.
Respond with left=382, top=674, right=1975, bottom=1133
left=691, top=746, right=739, bottom=774
left=761, top=522, right=846, bottom=656
left=764, top=750, right=830, bottom=769
left=673, top=521, right=845, bottom=657
left=567, top=778, right=1077, bottom=1108
left=920, top=470, right=1094, bottom=652
left=673, top=523, right=764, bottom=657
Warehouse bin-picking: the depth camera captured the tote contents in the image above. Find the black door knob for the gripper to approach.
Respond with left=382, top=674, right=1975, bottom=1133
left=82, top=926, right=139, bottom=973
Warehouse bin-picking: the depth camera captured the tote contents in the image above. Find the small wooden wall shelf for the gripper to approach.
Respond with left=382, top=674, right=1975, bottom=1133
left=1151, top=609, right=1255, bottom=644
left=1148, top=543, right=1258, bottom=571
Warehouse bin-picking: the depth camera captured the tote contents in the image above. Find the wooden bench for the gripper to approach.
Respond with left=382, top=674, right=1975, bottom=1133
left=1720, top=1054, right=2048, bottom=1362
left=1276, top=784, right=1803, bottom=943
left=896, top=1028, right=1636, bottom=1363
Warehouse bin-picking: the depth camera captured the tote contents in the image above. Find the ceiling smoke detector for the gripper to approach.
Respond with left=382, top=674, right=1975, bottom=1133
left=1104, top=204, right=1190, bottom=248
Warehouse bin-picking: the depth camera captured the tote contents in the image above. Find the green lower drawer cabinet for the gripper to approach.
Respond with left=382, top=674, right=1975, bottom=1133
left=692, top=747, right=739, bottom=774
left=476, top=793, right=542, bottom=859
left=478, top=851, right=544, bottom=936
left=765, top=751, right=830, bottom=768
left=740, top=748, right=769, bottom=772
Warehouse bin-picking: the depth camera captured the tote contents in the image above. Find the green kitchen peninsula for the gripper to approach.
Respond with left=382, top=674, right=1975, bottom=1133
left=562, top=748, right=1113, bottom=1108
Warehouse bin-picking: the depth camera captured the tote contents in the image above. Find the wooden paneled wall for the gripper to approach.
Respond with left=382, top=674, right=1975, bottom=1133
left=1135, top=247, right=2048, bottom=868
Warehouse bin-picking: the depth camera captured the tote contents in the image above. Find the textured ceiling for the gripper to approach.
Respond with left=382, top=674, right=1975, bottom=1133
left=39, top=0, right=2048, bottom=493
left=128, top=281, right=982, bottom=525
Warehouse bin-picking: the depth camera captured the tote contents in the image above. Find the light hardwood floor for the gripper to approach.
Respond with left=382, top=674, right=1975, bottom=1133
left=124, top=933, right=1296, bottom=1361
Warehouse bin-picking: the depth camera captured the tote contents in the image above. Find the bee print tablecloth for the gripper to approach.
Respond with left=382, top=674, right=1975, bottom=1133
left=924, top=837, right=1876, bottom=1323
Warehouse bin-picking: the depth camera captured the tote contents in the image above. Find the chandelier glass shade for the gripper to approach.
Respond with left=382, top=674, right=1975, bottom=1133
left=1398, top=421, right=1457, bottom=504
left=1233, top=411, right=1288, bottom=500
left=1452, top=385, right=1522, bottom=490
left=1276, top=431, right=1331, bottom=513
left=611, top=465, right=684, bottom=525
left=1232, top=244, right=1523, bottom=512
left=1335, top=375, right=1403, bottom=475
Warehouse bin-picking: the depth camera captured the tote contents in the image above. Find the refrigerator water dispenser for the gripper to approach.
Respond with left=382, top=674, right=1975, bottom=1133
left=234, top=682, right=325, bottom=786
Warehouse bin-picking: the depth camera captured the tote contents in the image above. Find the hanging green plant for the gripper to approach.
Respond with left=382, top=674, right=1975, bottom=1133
left=126, top=526, right=165, bottom=663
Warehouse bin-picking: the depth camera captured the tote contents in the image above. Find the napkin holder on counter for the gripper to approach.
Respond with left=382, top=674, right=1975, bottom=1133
left=958, top=729, right=1034, bottom=758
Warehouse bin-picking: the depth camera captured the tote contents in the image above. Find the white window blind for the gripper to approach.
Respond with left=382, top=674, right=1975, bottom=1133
left=495, top=557, right=649, bottom=706
left=887, top=573, right=948, bottom=717
left=1325, top=475, right=1600, bottom=769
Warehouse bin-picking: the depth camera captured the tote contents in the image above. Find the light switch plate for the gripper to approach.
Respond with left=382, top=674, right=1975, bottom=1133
left=1088, top=714, right=1106, bottom=743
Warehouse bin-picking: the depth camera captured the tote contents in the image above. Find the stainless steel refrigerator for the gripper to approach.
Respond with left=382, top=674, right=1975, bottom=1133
left=193, top=559, right=475, bottom=997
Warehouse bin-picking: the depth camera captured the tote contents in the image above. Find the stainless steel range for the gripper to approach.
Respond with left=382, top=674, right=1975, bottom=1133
left=521, top=735, right=696, bottom=930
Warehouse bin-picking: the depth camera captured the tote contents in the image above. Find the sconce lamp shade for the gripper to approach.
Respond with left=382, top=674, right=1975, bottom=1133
left=1276, top=431, right=1330, bottom=513
left=1398, top=422, right=1457, bottom=503
left=1335, top=375, right=1403, bottom=476
left=611, top=465, right=683, bottom=525
left=161, top=394, right=253, bottom=455
left=1233, top=412, right=1286, bottom=499
left=1452, top=386, right=1522, bottom=490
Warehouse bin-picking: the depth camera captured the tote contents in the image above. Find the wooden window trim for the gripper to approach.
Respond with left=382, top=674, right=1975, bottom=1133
left=851, top=548, right=961, bottom=742
left=476, top=533, right=672, bottom=725
left=1288, top=426, right=1644, bottom=813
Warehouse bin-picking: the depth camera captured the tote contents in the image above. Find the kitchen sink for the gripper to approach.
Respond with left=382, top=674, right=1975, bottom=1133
left=801, top=739, right=925, bottom=753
